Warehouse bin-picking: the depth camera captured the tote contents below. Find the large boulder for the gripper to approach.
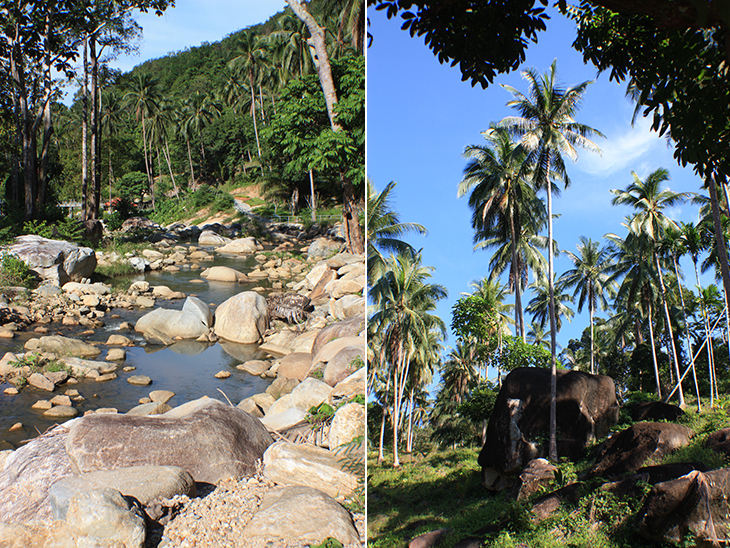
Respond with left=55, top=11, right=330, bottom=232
left=478, top=367, right=619, bottom=490
left=0, top=423, right=76, bottom=523
left=588, top=421, right=694, bottom=479
left=312, top=317, right=365, bottom=357
left=214, top=291, right=269, bottom=344
left=135, top=296, right=212, bottom=340
left=198, top=230, right=230, bottom=246
left=631, top=401, right=684, bottom=422
left=4, top=235, right=96, bottom=286
left=200, top=265, right=248, bottom=283
left=217, top=237, right=258, bottom=254
left=637, top=468, right=730, bottom=545
left=307, top=238, right=344, bottom=259
left=65, top=399, right=272, bottom=484
left=242, top=485, right=360, bottom=545
left=263, top=441, right=358, bottom=498
left=25, top=335, right=101, bottom=358
left=121, top=217, right=160, bottom=232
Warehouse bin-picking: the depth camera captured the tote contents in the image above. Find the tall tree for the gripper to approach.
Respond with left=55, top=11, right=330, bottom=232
left=611, top=168, right=689, bottom=406
left=499, top=61, right=602, bottom=462
left=559, top=237, right=616, bottom=374
left=458, top=124, right=545, bottom=341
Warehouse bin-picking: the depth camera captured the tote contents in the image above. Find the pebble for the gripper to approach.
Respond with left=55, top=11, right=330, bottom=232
left=32, top=400, right=52, bottom=410
left=139, top=397, right=152, bottom=404
left=96, top=373, right=118, bottom=382
left=3, top=387, right=18, bottom=396
left=214, top=371, right=231, bottom=379
left=65, top=389, right=80, bottom=397
left=50, top=395, right=72, bottom=406
left=9, top=422, right=22, bottom=432
left=123, top=366, right=137, bottom=372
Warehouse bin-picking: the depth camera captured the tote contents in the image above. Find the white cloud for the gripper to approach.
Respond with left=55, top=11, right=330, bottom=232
left=576, top=117, right=668, bottom=177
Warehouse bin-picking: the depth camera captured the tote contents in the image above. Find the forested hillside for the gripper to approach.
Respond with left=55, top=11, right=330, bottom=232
left=0, top=0, right=364, bottom=251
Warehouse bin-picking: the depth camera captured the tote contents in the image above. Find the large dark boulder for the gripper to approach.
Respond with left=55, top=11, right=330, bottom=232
left=588, top=422, right=693, bottom=479
left=631, top=401, right=684, bottom=422
left=478, top=367, right=619, bottom=490
left=705, top=427, right=730, bottom=457
left=637, top=468, right=730, bottom=545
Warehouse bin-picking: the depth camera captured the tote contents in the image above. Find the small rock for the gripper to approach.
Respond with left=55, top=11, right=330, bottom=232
left=214, top=371, right=231, bottom=379
left=32, top=400, right=53, bottom=410
left=28, top=372, right=55, bottom=392
left=123, top=366, right=136, bottom=372
left=105, top=334, right=132, bottom=346
left=50, top=395, right=72, bottom=407
left=96, top=373, right=118, bottom=382
left=127, top=375, right=152, bottom=386
left=127, top=401, right=172, bottom=416
left=43, top=405, right=78, bottom=419
left=0, top=328, right=15, bottom=339
left=3, top=387, right=18, bottom=396
left=65, top=389, right=80, bottom=397
left=106, top=348, right=126, bottom=361
left=139, top=397, right=152, bottom=404
left=149, top=390, right=175, bottom=404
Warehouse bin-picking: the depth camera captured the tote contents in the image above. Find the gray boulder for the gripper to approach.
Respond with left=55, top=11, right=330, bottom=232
left=214, top=291, right=269, bottom=344
left=307, top=237, right=344, bottom=259
left=135, top=296, right=212, bottom=340
left=24, top=335, right=101, bottom=358
left=198, top=230, right=231, bottom=246
left=65, top=399, right=272, bottom=484
left=242, top=485, right=359, bottom=545
left=4, top=234, right=96, bottom=286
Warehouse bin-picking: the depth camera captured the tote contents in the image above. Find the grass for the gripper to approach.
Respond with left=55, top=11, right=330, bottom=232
left=368, top=401, right=730, bottom=548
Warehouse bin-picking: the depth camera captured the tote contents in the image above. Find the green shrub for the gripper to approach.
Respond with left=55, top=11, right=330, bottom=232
left=0, top=254, right=37, bottom=288
left=214, top=193, right=235, bottom=212
left=190, top=185, right=216, bottom=209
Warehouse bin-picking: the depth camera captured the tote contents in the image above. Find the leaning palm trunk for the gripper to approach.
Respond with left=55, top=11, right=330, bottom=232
left=392, top=345, right=410, bottom=467
left=656, top=254, right=684, bottom=406
left=590, top=298, right=595, bottom=374
left=707, top=174, right=730, bottom=336
left=509, top=214, right=525, bottom=341
left=405, top=389, right=415, bottom=453
left=672, top=255, right=702, bottom=411
left=378, top=375, right=390, bottom=463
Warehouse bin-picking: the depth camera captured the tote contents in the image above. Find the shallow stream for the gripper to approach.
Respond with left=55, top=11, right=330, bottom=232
left=0, top=248, right=286, bottom=450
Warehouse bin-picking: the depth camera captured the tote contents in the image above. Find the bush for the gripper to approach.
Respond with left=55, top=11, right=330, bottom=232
left=214, top=192, right=235, bottom=212
left=191, top=185, right=216, bottom=209
left=0, top=254, right=37, bottom=288
left=117, top=172, right=148, bottom=202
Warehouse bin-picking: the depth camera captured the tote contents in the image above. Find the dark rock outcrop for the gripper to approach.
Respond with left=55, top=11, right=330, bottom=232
left=588, top=422, right=693, bottom=479
left=705, top=427, right=730, bottom=457
left=478, top=368, right=619, bottom=490
left=631, top=401, right=684, bottom=422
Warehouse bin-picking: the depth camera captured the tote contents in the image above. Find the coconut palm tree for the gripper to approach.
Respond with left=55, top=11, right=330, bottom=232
left=499, top=60, right=603, bottom=461
left=229, top=29, right=269, bottom=163
left=369, top=251, right=447, bottom=467
left=559, top=236, right=616, bottom=374
left=611, top=169, right=689, bottom=406
left=458, top=124, right=545, bottom=341
left=367, top=180, right=427, bottom=281
left=526, top=277, right=574, bottom=335
left=182, top=91, right=221, bottom=182
left=123, top=72, right=162, bottom=200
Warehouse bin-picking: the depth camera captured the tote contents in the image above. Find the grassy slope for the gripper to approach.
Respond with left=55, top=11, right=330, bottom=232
left=368, top=404, right=730, bottom=548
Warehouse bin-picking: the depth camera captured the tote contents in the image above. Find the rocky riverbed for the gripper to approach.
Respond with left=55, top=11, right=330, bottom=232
left=0, top=221, right=366, bottom=547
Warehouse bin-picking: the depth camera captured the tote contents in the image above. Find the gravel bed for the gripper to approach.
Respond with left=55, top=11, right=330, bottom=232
left=147, top=469, right=365, bottom=548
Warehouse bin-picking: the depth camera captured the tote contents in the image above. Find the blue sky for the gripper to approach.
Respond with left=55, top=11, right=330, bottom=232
left=366, top=6, right=713, bottom=364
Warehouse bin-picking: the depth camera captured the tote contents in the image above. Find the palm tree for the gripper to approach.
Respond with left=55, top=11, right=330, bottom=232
left=405, top=327, right=443, bottom=453
left=123, top=73, right=162, bottom=202
left=527, top=321, right=550, bottom=350
left=611, top=168, right=689, bottom=406
left=499, top=60, right=603, bottom=462
left=559, top=237, right=616, bottom=374
left=100, top=88, right=123, bottom=203
left=366, top=180, right=427, bottom=281
left=526, top=277, right=574, bottom=335
left=607, top=230, right=664, bottom=398
left=229, top=29, right=269, bottom=163
left=183, top=91, right=221, bottom=182
left=369, top=251, right=447, bottom=467
left=458, top=124, right=545, bottom=341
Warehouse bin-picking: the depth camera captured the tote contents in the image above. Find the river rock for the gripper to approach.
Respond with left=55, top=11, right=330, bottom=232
left=105, top=334, right=132, bottom=346
left=329, top=278, right=363, bottom=299
left=259, top=329, right=298, bottom=356
left=0, top=351, right=19, bottom=376
left=127, top=401, right=172, bottom=416
left=50, top=466, right=195, bottom=516
left=266, top=377, right=300, bottom=400
left=65, top=399, right=273, bottom=484
left=198, top=230, right=230, bottom=246
left=266, top=378, right=333, bottom=418
left=50, top=394, right=72, bottom=406
left=330, top=294, right=365, bottom=320
left=243, top=485, right=358, bottom=545
left=25, top=335, right=101, bottom=358
left=312, top=317, right=365, bottom=357
left=0, top=423, right=76, bottom=523
left=28, top=372, right=55, bottom=392
left=122, top=217, right=160, bottom=232
left=588, top=422, right=694, bottom=479
left=106, top=348, right=126, bottom=361
left=277, top=352, right=313, bottom=381
left=263, top=441, right=358, bottom=498
left=324, top=345, right=365, bottom=386
left=127, top=375, right=152, bottom=386
left=60, top=357, right=114, bottom=378
left=479, top=367, right=619, bottom=490
left=307, top=238, right=344, bottom=259
left=5, top=235, right=96, bottom=286
left=261, top=407, right=308, bottom=431
left=237, top=359, right=270, bottom=376
left=329, top=403, right=366, bottom=449
left=142, top=249, right=164, bottom=261
left=312, top=336, right=366, bottom=369
left=217, top=237, right=258, bottom=254
left=65, top=487, right=146, bottom=547
left=149, top=390, right=175, bottom=404
left=214, top=291, right=269, bottom=344
left=309, top=269, right=338, bottom=301
left=135, top=296, right=212, bottom=340
left=200, top=265, right=249, bottom=283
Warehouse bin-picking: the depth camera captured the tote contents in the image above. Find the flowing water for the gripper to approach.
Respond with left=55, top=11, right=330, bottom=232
left=0, top=248, right=290, bottom=450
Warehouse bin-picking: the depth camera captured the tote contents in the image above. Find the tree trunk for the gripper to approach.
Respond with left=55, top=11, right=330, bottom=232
left=590, top=299, right=595, bottom=374
left=37, top=7, right=54, bottom=219
left=341, top=176, right=364, bottom=254
left=186, top=139, right=195, bottom=187
left=89, top=35, right=99, bottom=220
left=309, top=168, right=316, bottom=222
left=248, top=69, right=263, bottom=163
left=708, top=174, right=730, bottom=322
left=647, top=298, right=662, bottom=398
left=673, top=256, right=701, bottom=412
left=509, top=213, right=525, bottom=341
left=405, top=389, right=415, bottom=453
left=546, top=180, right=558, bottom=463
left=378, top=375, right=390, bottom=463
left=81, top=36, right=89, bottom=222
left=164, top=138, right=180, bottom=199
left=656, top=253, right=684, bottom=407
